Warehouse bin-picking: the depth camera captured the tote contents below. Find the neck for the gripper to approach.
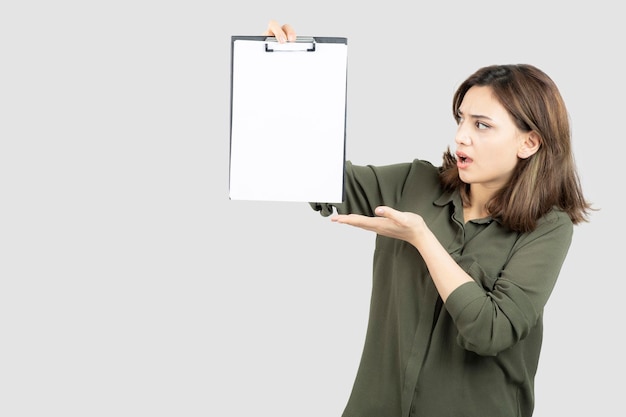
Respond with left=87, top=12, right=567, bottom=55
left=464, top=185, right=493, bottom=222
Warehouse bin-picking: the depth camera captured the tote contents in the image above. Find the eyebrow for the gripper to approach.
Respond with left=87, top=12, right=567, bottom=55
left=457, top=109, right=494, bottom=121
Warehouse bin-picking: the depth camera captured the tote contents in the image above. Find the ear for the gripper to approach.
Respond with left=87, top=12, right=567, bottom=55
left=518, top=131, right=541, bottom=159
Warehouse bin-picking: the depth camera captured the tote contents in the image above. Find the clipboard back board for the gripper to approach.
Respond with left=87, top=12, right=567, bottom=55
left=229, top=36, right=348, bottom=203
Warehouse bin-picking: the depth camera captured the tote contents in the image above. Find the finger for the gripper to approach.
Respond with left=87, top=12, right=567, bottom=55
left=375, top=206, right=397, bottom=217
left=330, top=214, right=349, bottom=223
left=262, top=20, right=275, bottom=35
left=375, top=206, right=409, bottom=227
left=263, top=20, right=288, bottom=43
left=331, top=214, right=383, bottom=232
left=281, top=24, right=297, bottom=42
left=331, top=214, right=367, bottom=226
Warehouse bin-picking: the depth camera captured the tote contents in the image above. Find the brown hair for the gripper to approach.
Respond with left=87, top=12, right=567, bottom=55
left=439, top=64, right=593, bottom=233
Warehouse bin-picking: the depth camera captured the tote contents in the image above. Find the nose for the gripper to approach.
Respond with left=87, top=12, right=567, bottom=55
left=455, top=125, right=472, bottom=146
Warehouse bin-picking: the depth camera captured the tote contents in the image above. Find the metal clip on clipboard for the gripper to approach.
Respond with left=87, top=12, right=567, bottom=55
left=264, top=36, right=316, bottom=52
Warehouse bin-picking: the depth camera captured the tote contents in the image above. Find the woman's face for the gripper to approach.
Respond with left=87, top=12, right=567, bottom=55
left=454, top=85, right=530, bottom=193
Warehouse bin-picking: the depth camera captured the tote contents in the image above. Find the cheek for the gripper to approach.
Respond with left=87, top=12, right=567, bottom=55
left=486, top=145, right=519, bottom=173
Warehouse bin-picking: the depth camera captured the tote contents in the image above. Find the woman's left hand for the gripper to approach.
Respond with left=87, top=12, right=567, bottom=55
left=331, top=206, right=427, bottom=247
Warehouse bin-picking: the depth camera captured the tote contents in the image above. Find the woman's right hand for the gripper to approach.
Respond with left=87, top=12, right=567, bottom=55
left=263, top=20, right=297, bottom=43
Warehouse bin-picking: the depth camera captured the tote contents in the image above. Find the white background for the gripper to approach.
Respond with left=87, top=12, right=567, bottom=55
left=1, top=1, right=621, bottom=416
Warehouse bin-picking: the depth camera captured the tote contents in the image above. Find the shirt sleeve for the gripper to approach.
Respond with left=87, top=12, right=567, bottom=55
left=444, top=210, right=574, bottom=356
left=310, top=160, right=431, bottom=216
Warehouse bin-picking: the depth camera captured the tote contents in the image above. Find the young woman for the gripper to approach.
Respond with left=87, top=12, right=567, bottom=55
left=264, top=21, right=592, bottom=417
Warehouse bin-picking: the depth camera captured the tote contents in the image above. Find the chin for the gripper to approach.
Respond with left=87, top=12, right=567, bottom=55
left=457, top=172, right=472, bottom=185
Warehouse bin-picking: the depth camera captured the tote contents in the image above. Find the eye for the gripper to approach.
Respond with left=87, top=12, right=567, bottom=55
left=476, top=121, right=490, bottom=130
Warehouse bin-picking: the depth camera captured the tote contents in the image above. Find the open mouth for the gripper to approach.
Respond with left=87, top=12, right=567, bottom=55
left=456, top=152, right=472, bottom=168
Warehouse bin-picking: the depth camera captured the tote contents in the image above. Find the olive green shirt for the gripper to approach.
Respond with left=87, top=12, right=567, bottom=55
left=311, top=160, right=573, bottom=417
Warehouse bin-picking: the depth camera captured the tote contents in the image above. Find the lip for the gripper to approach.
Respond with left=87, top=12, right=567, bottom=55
left=456, top=151, right=473, bottom=169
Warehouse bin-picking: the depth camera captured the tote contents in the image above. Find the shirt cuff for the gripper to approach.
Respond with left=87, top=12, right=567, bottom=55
left=445, top=280, right=485, bottom=321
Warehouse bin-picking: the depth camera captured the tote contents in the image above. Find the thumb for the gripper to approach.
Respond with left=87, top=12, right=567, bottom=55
left=375, top=206, right=395, bottom=217
left=375, top=206, right=408, bottom=225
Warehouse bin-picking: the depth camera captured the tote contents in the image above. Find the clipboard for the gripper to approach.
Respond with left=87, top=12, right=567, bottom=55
left=229, top=35, right=348, bottom=203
